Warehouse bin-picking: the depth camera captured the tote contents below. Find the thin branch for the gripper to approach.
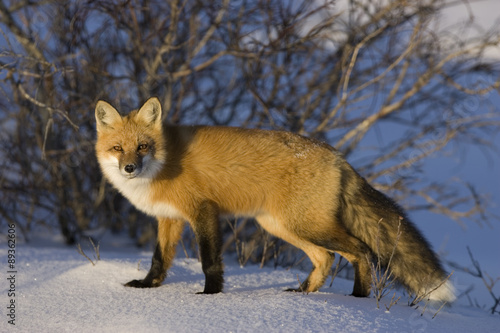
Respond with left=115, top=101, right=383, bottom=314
left=172, top=50, right=228, bottom=79
left=17, top=83, right=79, bottom=130
left=0, top=1, right=45, bottom=61
left=76, top=244, right=95, bottom=266
left=313, top=22, right=390, bottom=134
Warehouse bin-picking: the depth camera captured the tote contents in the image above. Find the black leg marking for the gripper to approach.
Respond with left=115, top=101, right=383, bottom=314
left=192, top=201, right=224, bottom=294
left=125, top=243, right=166, bottom=288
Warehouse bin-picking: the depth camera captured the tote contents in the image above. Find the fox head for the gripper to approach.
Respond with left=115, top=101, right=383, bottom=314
left=95, top=97, right=166, bottom=181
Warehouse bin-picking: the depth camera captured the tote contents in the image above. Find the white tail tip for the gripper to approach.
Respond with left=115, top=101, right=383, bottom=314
left=427, top=280, right=456, bottom=303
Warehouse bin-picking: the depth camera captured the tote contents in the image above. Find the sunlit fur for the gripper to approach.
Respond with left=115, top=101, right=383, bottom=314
left=95, top=97, right=455, bottom=303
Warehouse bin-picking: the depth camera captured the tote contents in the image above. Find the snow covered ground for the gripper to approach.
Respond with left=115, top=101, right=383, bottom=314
left=2, top=233, right=499, bottom=333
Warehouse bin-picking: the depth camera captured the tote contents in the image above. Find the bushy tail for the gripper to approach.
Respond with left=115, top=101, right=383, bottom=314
left=340, top=167, right=455, bottom=303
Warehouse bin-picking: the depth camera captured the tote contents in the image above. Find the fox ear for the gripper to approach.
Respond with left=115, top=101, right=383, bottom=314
left=136, top=97, right=162, bottom=128
left=95, top=101, right=122, bottom=132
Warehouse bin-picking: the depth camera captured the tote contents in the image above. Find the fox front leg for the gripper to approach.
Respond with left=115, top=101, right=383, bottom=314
left=125, top=218, right=184, bottom=288
left=191, top=201, right=224, bottom=294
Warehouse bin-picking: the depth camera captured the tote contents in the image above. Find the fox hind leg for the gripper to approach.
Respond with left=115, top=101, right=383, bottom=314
left=125, top=218, right=184, bottom=288
left=256, top=215, right=339, bottom=293
left=286, top=248, right=335, bottom=293
left=323, top=233, right=373, bottom=297
left=335, top=250, right=372, bottom=297
left=299, top=227, right=373, bottom=297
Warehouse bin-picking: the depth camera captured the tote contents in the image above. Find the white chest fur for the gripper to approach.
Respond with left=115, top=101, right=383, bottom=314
left=120, top=179, right=184, bottom=219
left=99, top=156, right=184, bottom=220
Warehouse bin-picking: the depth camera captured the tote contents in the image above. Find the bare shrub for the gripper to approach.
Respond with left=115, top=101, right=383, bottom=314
left=449, top=247, right=500, bottom=315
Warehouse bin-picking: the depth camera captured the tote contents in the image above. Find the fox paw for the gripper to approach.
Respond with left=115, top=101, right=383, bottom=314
left=284, top=287, right=309, bottom=293
left=124, top=279, right=157, bottom=288
left=195, top=289, right=222, bottom=295
left=284, top=288, right=300, bottom=292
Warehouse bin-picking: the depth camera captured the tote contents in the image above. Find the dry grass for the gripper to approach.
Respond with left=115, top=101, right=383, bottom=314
left=76, top=238, right=101, bottom=266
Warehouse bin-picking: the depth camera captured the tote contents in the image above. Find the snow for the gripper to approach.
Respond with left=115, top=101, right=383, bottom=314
left=2, top=234, right=499, bottom=333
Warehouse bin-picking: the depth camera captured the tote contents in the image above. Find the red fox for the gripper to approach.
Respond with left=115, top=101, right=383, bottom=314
left=95, top=97, right=455, bottom=302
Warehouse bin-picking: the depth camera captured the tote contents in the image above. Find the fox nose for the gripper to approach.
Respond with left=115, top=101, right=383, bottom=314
left=124, top=164, right=137, bottom=173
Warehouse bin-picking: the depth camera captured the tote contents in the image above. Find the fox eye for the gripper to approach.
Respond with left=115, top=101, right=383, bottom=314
left=138, top=143, right=148, bottom=150
left=113, top=145, right=122, bottom=151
